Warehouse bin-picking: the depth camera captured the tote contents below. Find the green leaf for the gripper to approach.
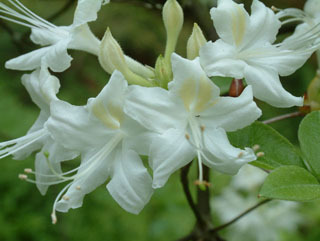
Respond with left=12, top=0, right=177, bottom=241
left=260, top=166, right=320, bottom=201
left=298, top=111, right=320, bottom=177
left=228, top=122, right=304, bottom=170
left=211, top=76, right=232, bottom=95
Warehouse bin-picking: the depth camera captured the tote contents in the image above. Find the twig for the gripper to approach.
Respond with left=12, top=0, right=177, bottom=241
left=180, top=162, right=206, bottom=227
left=262, top=111, right=303, bottom=124
left=196, top=165, right=212, bottom=227
left=210, top=199, right=272, bottom=233
left=48, top=0, right=75, bottom=22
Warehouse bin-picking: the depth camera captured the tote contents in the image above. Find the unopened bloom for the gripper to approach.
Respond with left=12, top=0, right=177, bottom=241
left=125, top=53, right=261, bottom=188
left=46, top=71, right=153, bottom=222
left=0, top=67, right=77, bottom=194
left=1, top=0, right=109, bottom=72
left=200, top=0, right=318, bottom=108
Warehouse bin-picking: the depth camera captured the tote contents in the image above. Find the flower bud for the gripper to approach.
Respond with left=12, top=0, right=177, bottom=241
left=187, top=23, right=207, bottom=60
left=305, top=70, right=320, bottom=111
left=99, top=28, right=152, bottom=87
left=155, top=55, right=172, bottom=88
left=99, top=28, right=128, bottom=75
left=163, top=0, right=184, bottom=62
left=229, top=79, right=244, bottom=97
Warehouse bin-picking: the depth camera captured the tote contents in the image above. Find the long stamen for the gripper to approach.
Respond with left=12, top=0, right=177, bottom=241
left=11, top=0, right=56, bottom=28
left=51, top=182, right=73, bottom=224
left=0, top=0, right=57, bottom=31
left=0, top=129, right=47, bottom=159
left=197, top=151, right=203, bottom=183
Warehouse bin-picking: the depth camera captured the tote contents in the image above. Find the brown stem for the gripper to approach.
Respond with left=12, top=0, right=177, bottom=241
left=210, top=199, right=272, bottom=233
left=196, top=165, right=212, bottom=228
left=262, top=111, right=304, bottom=125
left=180, top=162, right=206, bottom=227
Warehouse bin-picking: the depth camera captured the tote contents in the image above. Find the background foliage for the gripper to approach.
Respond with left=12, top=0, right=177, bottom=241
left=1, top=0, right=320, bottom=240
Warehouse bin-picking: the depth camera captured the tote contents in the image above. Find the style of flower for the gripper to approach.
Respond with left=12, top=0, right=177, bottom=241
left=0, top=67, right=78, bottom=195
left=200, top=0, right=319, bottom=108
left=125, top=53, right=262, bottom=188
left=45, top=71, right=153, bottom=223
left=0, top=0, right=109, bottom=72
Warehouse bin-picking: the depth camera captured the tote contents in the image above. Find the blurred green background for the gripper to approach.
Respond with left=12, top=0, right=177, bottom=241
left=1, top=0, right=320, bottom=240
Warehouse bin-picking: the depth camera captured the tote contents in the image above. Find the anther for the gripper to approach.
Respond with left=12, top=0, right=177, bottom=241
left=185, top=133, right=190, bottom=140
left=76, top=185, right=81, bottom=190
left=252, top=144, right=260, bottom=152
left=24, top=168, right=32, bottom=173
left=194, top=180, right=211, bottom=191
left=256, top=152, right=265, bottom=157
left=62, top=195, right=70, bottom=201
left=200, top=125, right=205, bottom=132
left=51, top=212, right=57, bottom=224
left=238, top=152, right=244, bottom=158
left=271, top=6, right=278, bottom=12
left=18, top=174, right=28, bottom=180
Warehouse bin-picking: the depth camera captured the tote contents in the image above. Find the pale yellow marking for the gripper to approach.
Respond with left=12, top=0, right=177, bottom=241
left=179, top=75, right=216, bottom=113
left=231, top=4, right=246, bottom=47
left=91, top=99, right=124, bottom=130
left=179, top=77, right=196, bottom=111
left=194, top=76, right=213, bottom=113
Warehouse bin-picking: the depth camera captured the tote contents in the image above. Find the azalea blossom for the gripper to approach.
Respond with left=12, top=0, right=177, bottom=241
left=45, top=70, right=153, bottom=222
left=0, top=67, right=78, bottom=194
left=0, top=0, right=109, bottom=72
left=200, top=0, right=319, bottom=108
left=213, top=165, right=303, bottom=241
left=125, top=53, right=261, bottom=188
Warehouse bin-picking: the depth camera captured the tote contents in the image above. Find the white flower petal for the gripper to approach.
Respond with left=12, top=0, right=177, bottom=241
left=46, top=100, right=112, bottom=152
left=21, top=68, right=60, bottom=112
left=211, top=0, right=250, bottom=47
left=202, top=128, right=256, bottom=175
left=125, top=86, right=185, bottom=133
left=87, top=70, right=127, bottom=130
left=244, top=65, right=304, bottom=107
left=107, top=148, right=153, bottom=214
left=43, top=40, right=73, bottom=72
left=201, top=86, right=261, bottom=132
left=55, top=147, right=115, bottom=212
left=5, top=47, right=50, bottom=71
left=200, top=40, right=246, bottom=79
left=170, top=54, right=220, bottom=113
left=6, top=41, right=72, bottom=72
left=73, top=0, right=106, bottom=27
left=35, top=150, right=61, bottom=195
left=245, top=0, right=281, bottom=47
left=151, top=128, right=195, bottom=188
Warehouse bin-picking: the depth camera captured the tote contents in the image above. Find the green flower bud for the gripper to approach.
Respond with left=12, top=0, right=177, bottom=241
left=187, top=23, right=207, bottom=60
left=163, top=0, right=184, bottom=63
left=306, top=70, right=320, bottom=111
left=99, top=28, right=127, bottom=75
left=99, top=28, right=152, bottom=87
left=155, top=55, right=172, bottom=88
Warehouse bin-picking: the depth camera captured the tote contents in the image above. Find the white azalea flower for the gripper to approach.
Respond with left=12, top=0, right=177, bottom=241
left=0, top=0, right=108, bottom=72
left=213, top=165, right=303, bottom=241
left=46, top=71, right=153, bottom=222
left=200, top=0, right=319, bottom=108
left=0, top=67, right=78, bottom=194
left=125, top=53, right=261, bottom=188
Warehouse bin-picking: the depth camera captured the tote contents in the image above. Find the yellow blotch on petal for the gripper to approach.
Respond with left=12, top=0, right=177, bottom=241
left=91, top=99, right=124, bottom=130
left=231, top=4, right=246, bottom=47
left=179, top=75, right=215, bottom=113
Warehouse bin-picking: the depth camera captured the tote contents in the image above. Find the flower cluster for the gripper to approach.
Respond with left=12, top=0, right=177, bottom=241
left=0, top=0, right=319, bottom=223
